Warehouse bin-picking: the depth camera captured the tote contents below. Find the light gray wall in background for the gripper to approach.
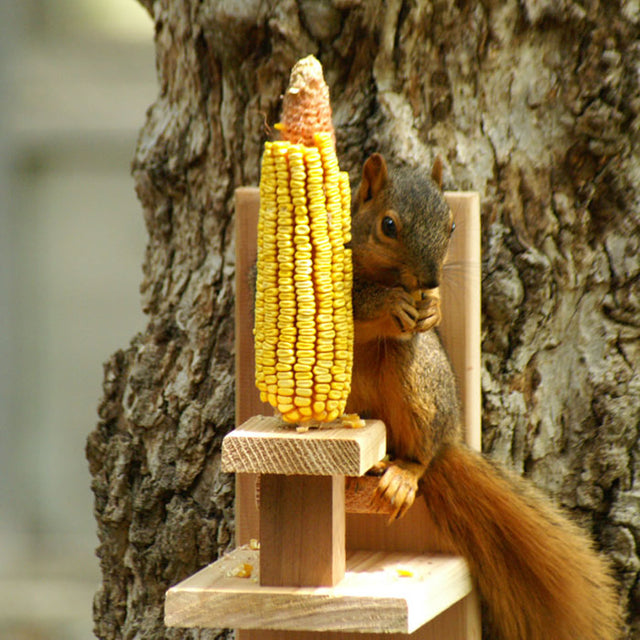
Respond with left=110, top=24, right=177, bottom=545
left=0, top=1, right=156, bottom=637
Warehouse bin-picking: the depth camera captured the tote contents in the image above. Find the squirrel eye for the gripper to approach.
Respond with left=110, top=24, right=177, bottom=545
left=381, top=215, right=398, bottom=239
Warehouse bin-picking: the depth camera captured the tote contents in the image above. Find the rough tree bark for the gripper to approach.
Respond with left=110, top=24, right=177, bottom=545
left=86, top=1, right=640, bottom=638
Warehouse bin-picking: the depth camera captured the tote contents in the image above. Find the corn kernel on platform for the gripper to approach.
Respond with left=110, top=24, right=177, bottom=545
left=253, top=55, right=354, bottom=424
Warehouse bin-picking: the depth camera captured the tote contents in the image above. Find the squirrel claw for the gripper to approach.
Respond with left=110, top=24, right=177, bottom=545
left=414, top=288, right=442, bottom=332
left=389, top=289, right=419, bottom=334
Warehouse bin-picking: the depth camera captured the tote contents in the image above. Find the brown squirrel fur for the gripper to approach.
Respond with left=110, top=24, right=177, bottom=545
left=345, top=153, right=621, bottom=640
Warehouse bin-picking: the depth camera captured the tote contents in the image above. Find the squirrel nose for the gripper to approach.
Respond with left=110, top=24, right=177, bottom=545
left=400, top=271, right=439, bottom=292
left=420, top=278, right=439, bottom=290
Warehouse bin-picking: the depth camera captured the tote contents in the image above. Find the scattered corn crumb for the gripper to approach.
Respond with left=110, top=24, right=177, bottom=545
left=396, top=567, right=414, bottom=578
left=228, top=563, right=254, bottom=579
left=341, top=413, right=365, bottom=428
left=249, top=538, right=260, bottom=550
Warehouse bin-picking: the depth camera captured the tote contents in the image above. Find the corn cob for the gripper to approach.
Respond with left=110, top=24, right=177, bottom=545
left=254, top=56, right=353, bottom=424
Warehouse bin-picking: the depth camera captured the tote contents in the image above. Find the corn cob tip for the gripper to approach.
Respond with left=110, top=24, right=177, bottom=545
left=280, top=55, right=335, bottom=147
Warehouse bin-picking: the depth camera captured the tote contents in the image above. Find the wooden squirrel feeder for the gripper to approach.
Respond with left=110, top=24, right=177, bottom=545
left=165, top=56, right=481, bottom=638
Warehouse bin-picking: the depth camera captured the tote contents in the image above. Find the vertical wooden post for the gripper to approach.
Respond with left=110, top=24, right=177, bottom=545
left=234, top=187, right=266, bottom=545
left=440, top=192, right=481, bottom=452
left=260, top=474, right=345, bottom=587
left=234, top=187, right=345, bottom=589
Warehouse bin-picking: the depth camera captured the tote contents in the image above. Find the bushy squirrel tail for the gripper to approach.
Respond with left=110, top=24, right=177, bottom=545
left=419, top=444, right=621, bottom=640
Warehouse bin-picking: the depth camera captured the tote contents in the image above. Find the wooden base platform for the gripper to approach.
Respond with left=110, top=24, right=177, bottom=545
left=165, top=547, right=472, bottom=634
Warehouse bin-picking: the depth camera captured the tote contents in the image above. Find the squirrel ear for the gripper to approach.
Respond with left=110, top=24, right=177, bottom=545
left=359, top=153, right=389, bottom=203
left=431, top=156, right=444, bottom=189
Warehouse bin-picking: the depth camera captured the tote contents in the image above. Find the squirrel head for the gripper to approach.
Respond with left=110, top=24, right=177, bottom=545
left=350, top=153, right=454, bottom=292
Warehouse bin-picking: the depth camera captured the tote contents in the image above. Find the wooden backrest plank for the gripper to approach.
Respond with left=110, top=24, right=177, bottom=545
left=440, top=192, right=481, bottom=451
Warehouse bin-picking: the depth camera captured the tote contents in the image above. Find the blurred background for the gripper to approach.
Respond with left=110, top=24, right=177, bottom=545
left=0, top=1, right=156, bottom=638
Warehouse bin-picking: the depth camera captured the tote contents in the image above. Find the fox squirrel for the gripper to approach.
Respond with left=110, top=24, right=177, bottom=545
left=346, top=153, right=621, bottom=640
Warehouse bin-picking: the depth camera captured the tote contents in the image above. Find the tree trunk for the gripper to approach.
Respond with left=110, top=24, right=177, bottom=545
left=86, top=1, right=640, bottom=638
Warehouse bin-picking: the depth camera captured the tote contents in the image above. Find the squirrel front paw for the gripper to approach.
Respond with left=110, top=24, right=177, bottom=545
left=389, top=288, right=419, bottom=334
left=373, top=461, right=426, bottom=522
left=414, top=287, right=442, bottom=332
